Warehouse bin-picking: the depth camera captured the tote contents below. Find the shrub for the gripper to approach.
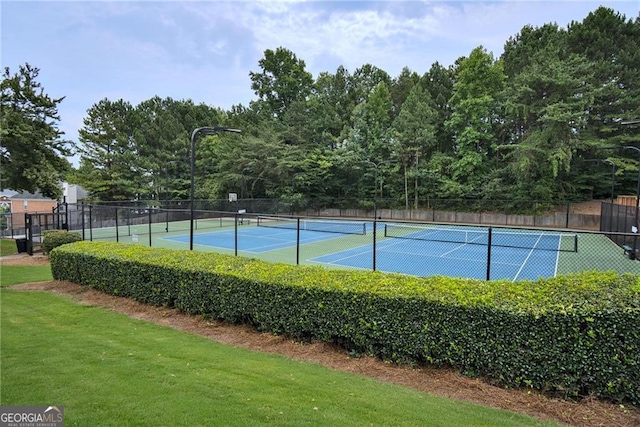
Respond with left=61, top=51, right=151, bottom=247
left=42, top=230, right=82, bottom=254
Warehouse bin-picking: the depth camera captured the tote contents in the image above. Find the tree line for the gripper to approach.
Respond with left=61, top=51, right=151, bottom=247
left=2, top=7, right=639, bottom=213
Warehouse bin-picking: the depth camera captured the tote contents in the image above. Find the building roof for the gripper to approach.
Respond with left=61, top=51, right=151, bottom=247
left=7, top=191, right=56, bottom=201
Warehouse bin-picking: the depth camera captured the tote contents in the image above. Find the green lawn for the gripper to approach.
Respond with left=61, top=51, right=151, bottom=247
left=0, top=238, right=18, bottom=257
left=0, top=265, right=53, bottom=287
left=0, top=269, right=557, bottom=426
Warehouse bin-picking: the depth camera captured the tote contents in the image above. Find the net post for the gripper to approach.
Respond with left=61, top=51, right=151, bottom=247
left=486, top=226, right=492, bottom=281
left=148, top=208, right=152, bottom=246
left=574, top=234, right=578, bottom=253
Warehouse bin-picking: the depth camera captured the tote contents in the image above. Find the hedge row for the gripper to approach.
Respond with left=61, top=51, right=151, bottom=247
left=50, top=241, right=640, bottom=404
left=42, top=230, right=82, bottom=254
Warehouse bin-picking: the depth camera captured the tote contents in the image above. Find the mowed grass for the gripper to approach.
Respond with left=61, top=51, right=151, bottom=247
left=0, top=238, right=18, bottom=257
left=1, top=265, right=53, bottom=287
left=1, top=273, right=558, bottom=426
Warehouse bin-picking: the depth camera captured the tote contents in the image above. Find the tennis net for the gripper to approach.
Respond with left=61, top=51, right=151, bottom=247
left=384, top=223, right=578, bottom=252
left=257, top=216, right=367, bottom=235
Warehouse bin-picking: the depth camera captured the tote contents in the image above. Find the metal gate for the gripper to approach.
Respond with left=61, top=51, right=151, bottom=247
left=24, top=206, right=67, bottom=255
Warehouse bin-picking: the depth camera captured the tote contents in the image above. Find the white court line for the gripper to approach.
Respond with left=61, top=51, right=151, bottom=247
left=316, top=248, right=372, bottom=265
left=554, top=237, right=561, bottom=277
left=378, top=235, right=484, bottom=261
left=512, top=234, right=544, bottom=282
left=441, top=243, right=469, bottom=257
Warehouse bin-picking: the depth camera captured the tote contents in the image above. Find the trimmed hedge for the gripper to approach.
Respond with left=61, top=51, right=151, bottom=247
left=50, top=241, right=640, bottom=404
left=42, top=230, right=82, bottom=254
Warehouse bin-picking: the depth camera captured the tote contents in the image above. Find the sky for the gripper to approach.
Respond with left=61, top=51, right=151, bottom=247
left=2, top=0, right=639, bottom=157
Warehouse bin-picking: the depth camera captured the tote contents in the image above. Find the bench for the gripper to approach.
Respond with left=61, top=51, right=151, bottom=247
left=622, top=245, right=637, bottom=259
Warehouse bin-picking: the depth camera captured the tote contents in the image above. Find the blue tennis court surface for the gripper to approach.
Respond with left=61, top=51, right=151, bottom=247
left=165, top=225, right=347, bottom=253
left=311, top=237, right=558, bottom=281
left=165, top=220, right=564, bottom=281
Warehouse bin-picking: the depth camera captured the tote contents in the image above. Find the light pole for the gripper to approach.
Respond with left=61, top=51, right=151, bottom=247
left=623, top=145, right=640, bottom=255
left=361, top=160, right=394, bottom=220
left=190, top=127, right=241, bottom=250
left=360, top=159, right=394, bottom=272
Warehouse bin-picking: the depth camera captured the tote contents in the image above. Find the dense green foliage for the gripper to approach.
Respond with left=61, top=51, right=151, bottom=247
left=51, top=241, right=640, bottom=404
left=64, top=7, right=639, bottom=211
left=41, top=229, right=82, bottom=254
left=0, top=64, right=73, bottom=198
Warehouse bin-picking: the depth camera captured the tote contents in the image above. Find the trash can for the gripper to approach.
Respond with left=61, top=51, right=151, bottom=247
left=16, top=238, right=28, bottom=253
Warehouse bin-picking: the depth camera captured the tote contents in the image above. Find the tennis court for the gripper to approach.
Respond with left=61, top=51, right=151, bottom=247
left=312, top=228, right=561, bottom=281
left=157, top=218, right=585, bottom=281
left=165, top=222, right=353, bottom=253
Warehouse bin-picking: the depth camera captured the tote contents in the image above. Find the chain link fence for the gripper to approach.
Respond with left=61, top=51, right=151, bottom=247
left=54, top=202, right=640, bottom=281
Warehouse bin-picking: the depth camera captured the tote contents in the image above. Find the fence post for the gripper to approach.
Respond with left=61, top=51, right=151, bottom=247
left=372, top=219, right=377, bottom=271
left=486, top=227, right=492, bottom=281
left=296, top=218, right=300, bottom=265
left=148, top=208, right=152, bottom=246
left=235, top=213, right=239, bottom=256
left=115, top=208, right=119, bottom=242
left=565, top=201, right=570, bottom=228
left=81, top=202, right=85, bottom=241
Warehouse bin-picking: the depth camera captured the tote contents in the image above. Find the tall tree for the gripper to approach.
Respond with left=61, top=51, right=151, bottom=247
left=0, top=63, right=73, bottom=198
left=393, top=84, right=438, bottom=208
left=421, top=62, right=455, bottom=154
left=134, top=96, right=188, bottom=200
left=501, top=42, right=597, bottom=201
left=134, top=97, right=226, bottom=200
left=347, top=81, right=394, bottom=160
left=346, top=82, right=396, bottom=203
left=75, top=98, right=140, bottom=201
left=390, top=67, right=420, bottom=118
left=347, top=64, right=392, bottom=107
left=303, top=66, right=353, bottom=149
left=567, top=7, right=640, bottom=197
left=444, top=47, right=505, bottom=199
left=200, top=130, right=299, bottom=200
left=502, top=23, right=563, bottom=78
left=249, top=47, right=314, bottom=120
